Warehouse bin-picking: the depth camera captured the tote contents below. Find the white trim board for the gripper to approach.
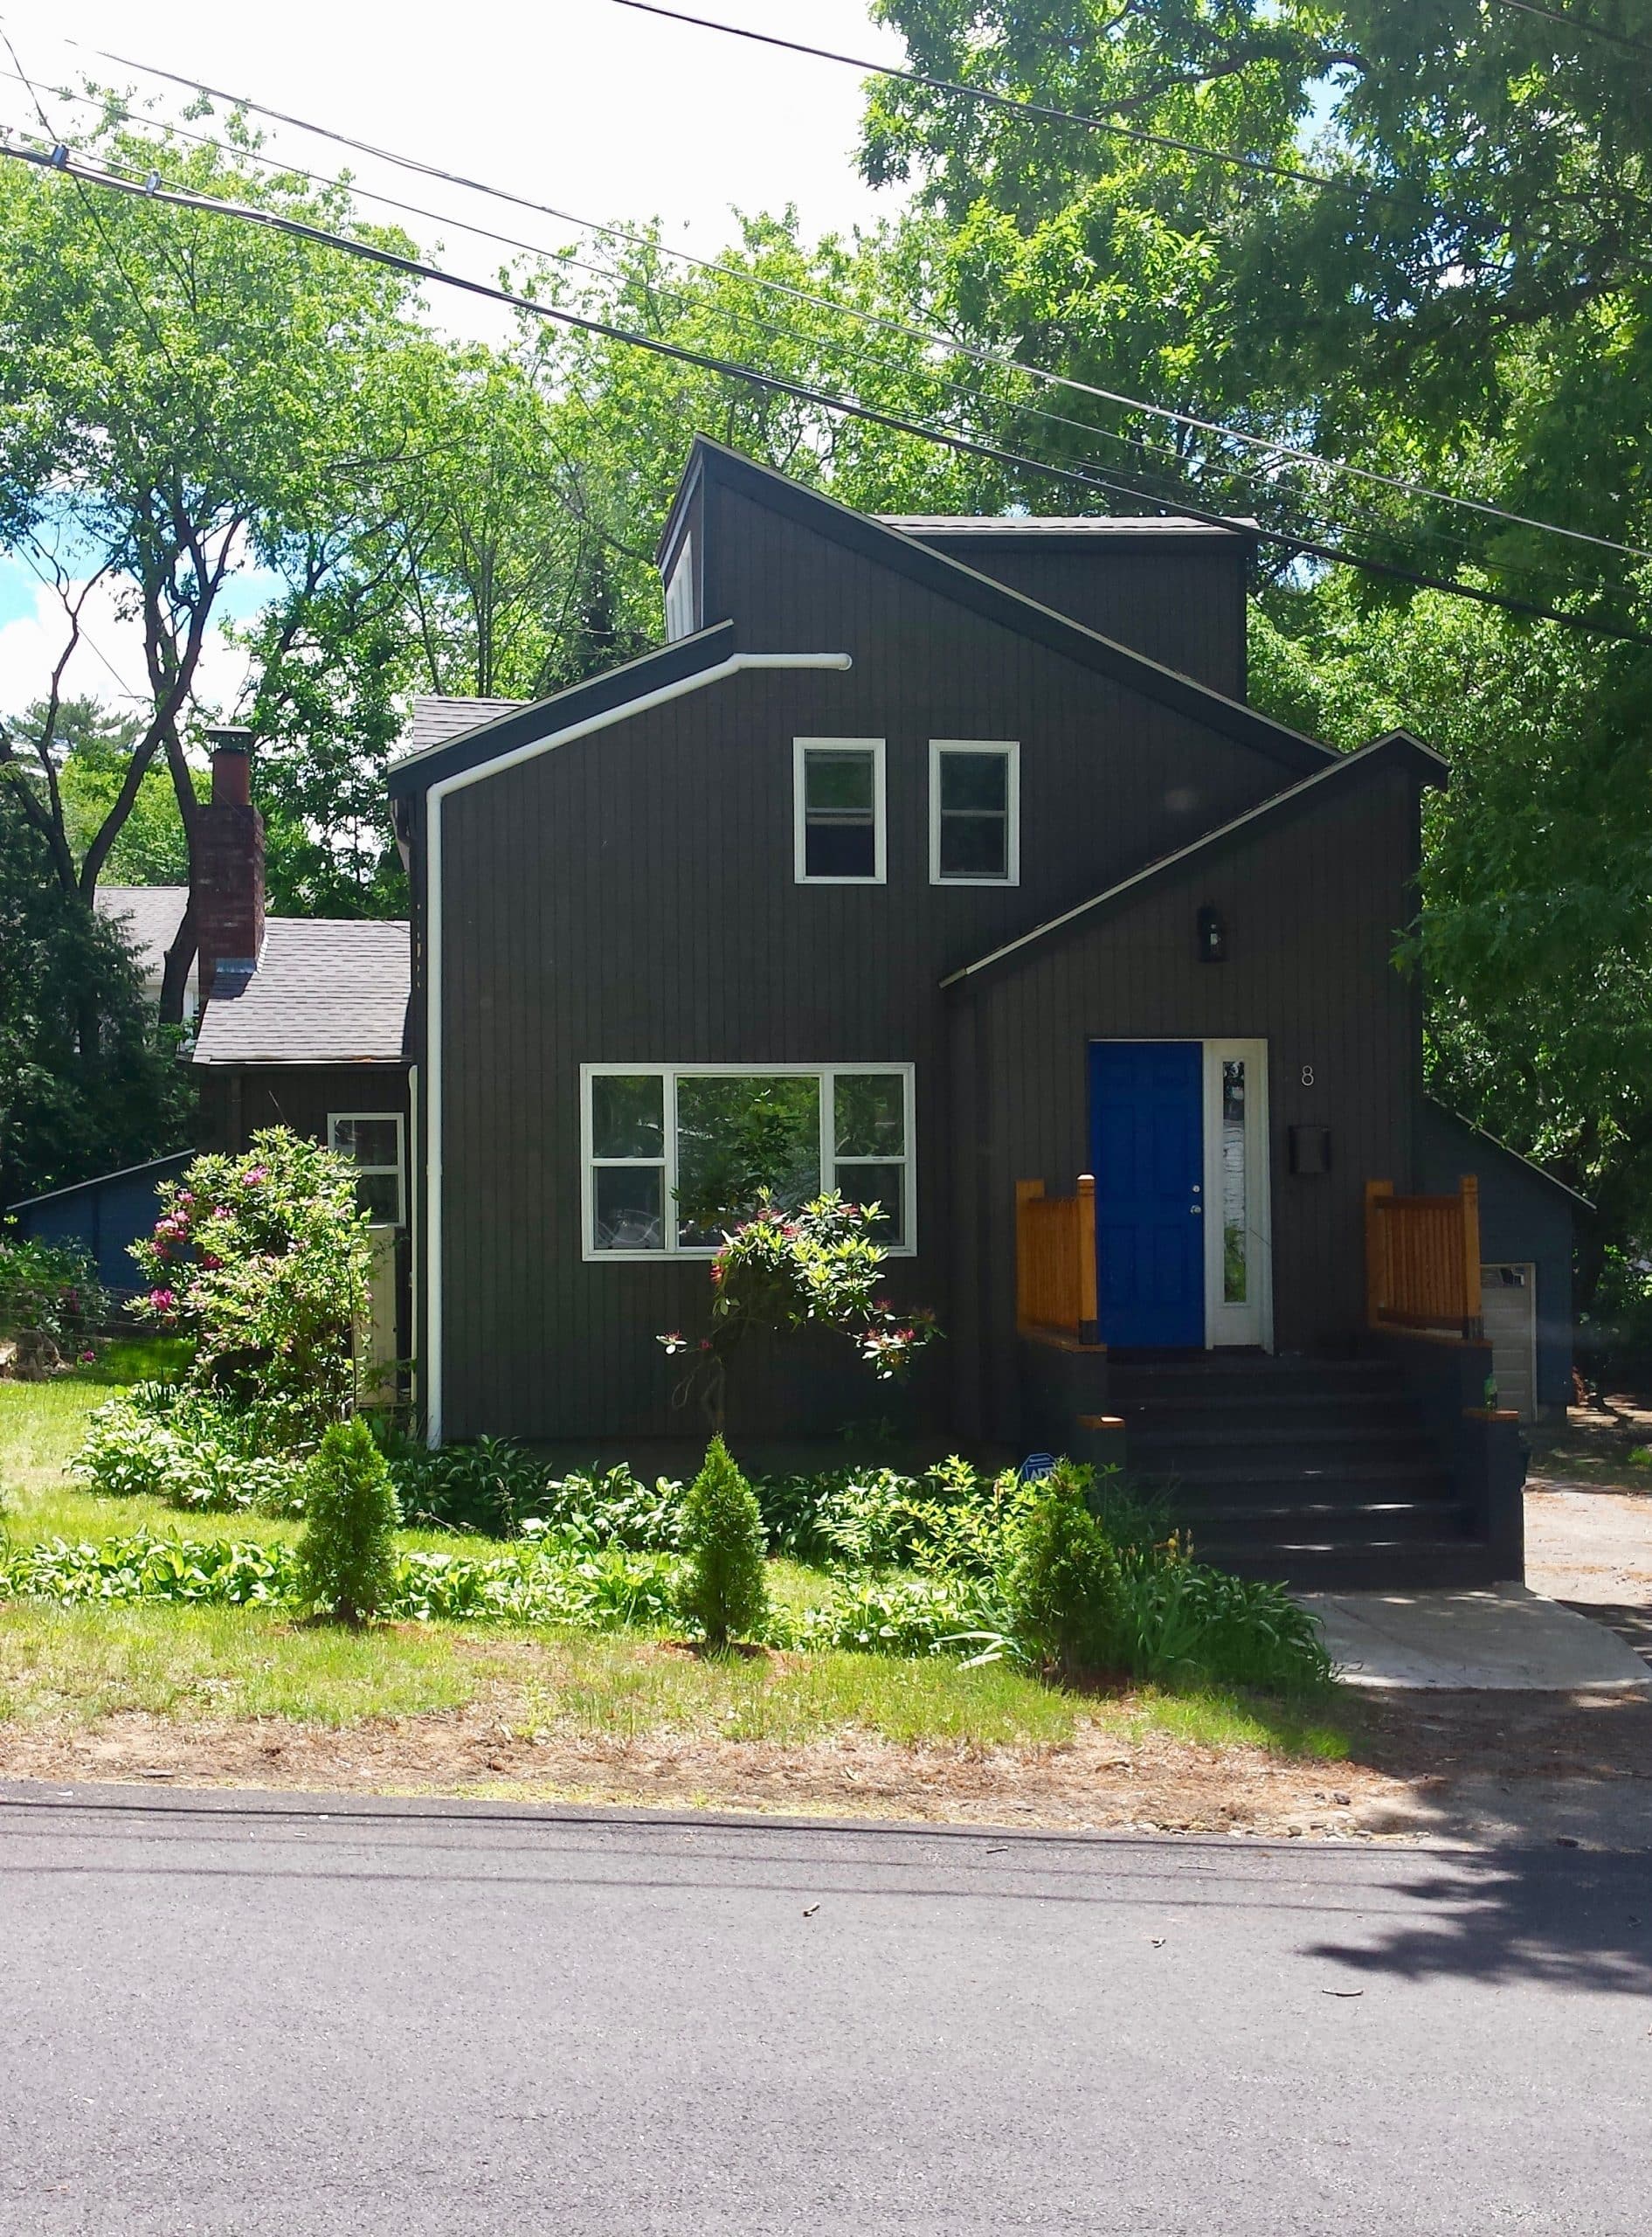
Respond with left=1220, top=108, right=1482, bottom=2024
left=422, top=648, right=853, bottom=1445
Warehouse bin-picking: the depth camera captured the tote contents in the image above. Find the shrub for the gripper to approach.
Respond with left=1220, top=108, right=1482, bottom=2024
left=676, top=1436, right=768, bottom=1650
left=130, top=1128, right=374, bottom=1430
left=999, top=1462, right=1124, bottom=1674
left=1113, top=1558, right=1333, bottom=1693
left=73, top=1386, right=307, bottom=1514
left=386, top=1432, right=551, bottom=1536
left=0, top=1236, right=108, bottom=1364
left=799, top=1569, right=1003, bottom=1657
left=298, top=1416, right=402, bottom=1624
left=660, top=1192, right=939, bottom=1430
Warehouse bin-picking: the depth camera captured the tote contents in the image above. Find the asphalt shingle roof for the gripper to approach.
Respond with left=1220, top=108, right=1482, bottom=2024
left=94, top=884, right=190, bottom=967
left=192, top=918, right=411, bottom=1067
left=405, top=696, right=524, bottom=758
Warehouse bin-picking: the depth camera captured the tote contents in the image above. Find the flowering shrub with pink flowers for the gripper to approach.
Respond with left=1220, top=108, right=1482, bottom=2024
left=659, top=1191, right=939, bottom=1432
left=130, top=1126, right=373, bottom=1431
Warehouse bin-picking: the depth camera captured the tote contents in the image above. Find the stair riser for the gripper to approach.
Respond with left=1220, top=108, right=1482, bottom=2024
left=1128, top=1426, right=1434, bottom=1457
left=1207, top=1545, right=1503, bottom=1592
left=1134, top=1458, right=1448, bottom=1490
left=1123, top=1398, right=1406, bottom=1431
left=1180, top=1506, right=1466, bottom=1548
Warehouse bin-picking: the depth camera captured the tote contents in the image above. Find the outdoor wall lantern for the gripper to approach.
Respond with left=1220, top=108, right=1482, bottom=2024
left=1197, top=904, right=1227, bottom=962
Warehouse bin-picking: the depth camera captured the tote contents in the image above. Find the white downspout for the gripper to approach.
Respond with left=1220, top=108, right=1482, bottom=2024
left=423, top=649, right=853, bottom=1445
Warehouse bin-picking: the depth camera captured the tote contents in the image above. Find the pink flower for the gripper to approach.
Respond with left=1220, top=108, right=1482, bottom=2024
left=198, top=1252, right=222, bottom=1271
left=79, top=1349, right=95, bottom=1364
left=148, top=1287, right=176, bottom=1312
left=244, top=1167, right=268, bottom=1186
left=657, top=1332, right=688, bottom=1355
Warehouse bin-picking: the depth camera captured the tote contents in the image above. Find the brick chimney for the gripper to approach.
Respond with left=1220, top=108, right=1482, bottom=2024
left=196, top=725, right=265, bottom=1002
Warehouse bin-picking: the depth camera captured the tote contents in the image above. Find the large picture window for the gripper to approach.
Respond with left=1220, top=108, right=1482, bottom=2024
left=794, top=738, right=887, bottom=883
left=583, top=1063, right=916, bottom=1257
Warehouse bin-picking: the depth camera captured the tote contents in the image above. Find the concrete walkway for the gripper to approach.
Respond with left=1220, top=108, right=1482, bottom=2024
left=1297, top=1583, right=1652, bottom=1691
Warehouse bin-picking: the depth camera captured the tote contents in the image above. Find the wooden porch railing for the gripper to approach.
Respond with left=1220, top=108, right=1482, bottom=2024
left=1365, top=1175, right=1483, bottom=1340
left=1016, top=1175, right=1099, bottom=1345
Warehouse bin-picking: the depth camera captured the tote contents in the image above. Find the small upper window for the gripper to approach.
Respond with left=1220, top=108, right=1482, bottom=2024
left=794, top=739, right=886, bottom=883
left=930, top=740, right=1019, bottom=884
left=664, top=536, right=695, bottom=642
left=328, top=1112, right=405, bottom=1227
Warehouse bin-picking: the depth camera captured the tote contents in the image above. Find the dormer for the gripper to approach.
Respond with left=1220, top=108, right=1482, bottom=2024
left=880, top=514, right=1255, bottom=700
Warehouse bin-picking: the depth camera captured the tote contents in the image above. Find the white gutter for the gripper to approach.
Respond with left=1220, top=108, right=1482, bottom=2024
left=423, top=650, right=853, bottom=1445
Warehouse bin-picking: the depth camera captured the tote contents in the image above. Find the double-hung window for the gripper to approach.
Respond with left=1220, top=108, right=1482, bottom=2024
left=930, top=740, right=1019, bottom=883
left=663, top=535, right=695, bottom=641
left=328, top=1112, right=405, bottom=1227
left=584, top=1063, right=915, bottom=1257
left=794, top=738, right=886, bottom=883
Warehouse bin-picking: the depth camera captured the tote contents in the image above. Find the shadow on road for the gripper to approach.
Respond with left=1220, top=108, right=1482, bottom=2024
left=1308, top=1845, right=1652, bottom=1994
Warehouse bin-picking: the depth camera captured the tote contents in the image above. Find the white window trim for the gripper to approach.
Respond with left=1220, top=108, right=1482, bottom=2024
left=793, top=738, right=888, bottom=885
left=930, top=738, right=1020, bottom=886
left=663, top=535, right=695, bottom=642
left=328, top=1110, right=406, bottom=1229
left=581, top=1061, right=916, bottom=1261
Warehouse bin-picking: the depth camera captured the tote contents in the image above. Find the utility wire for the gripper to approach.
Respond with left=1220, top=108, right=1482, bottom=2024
left=605, top=0, right=1407, bottom=201
left=15, top=83, right=1611, bottom=603
left=1482, top=0, right=1652, bottom=60
left=4, top=136, right=1647, bottom=648
left=22, top=96, right=1627, bottom=608
left=38, top=36, right=1652, bottom=571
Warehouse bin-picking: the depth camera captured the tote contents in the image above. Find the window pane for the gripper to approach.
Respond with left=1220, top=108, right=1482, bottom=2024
left=356, top=1171, right=402, bottom=1225
left=836, top=1160, right=904, bottom=1246
left=806, top=820, right=877, bottom=878
left=938, top=813, right=1007, bottom=878
left=594, top=1165, right=663, bottom=1251
left=675, top=1074, right=821, bottom=1248
left=834, top=1074, right=905, bottom=1158
left=941, top=750, right=1007, bottom=814
left=333, top=1117, right=399, bottom=1167
left=591, top=1074, right=664, bottom=1160
left=1221, top=1058, right=1248, bottom=1304
left=805, top=749, right=874, bottom=813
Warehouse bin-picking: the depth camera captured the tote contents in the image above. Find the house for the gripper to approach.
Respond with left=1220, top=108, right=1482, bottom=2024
left=172, top=437, right=1575, bottom=1584
left=93, top=884, right=197, bottom=1018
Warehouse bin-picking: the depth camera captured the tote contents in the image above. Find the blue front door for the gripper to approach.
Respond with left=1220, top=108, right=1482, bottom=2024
left=1089, top=1041, right=1205, bottom=1348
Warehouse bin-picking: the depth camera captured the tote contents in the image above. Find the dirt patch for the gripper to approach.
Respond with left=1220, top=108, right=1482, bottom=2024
left=3, top=1680, right=1649, bottom=1846
left=0, top=1699, right=1400, bottom=1835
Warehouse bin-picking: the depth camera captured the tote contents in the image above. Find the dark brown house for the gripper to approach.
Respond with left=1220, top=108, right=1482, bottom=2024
left=176, top=439, right=1579, bottom=1585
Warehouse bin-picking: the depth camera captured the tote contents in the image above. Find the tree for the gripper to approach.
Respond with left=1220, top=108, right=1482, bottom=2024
left=0, top=780, right=190, bottom=1205
left=0, top=107, right=429, bottom=1008
left=862, top=1, right=1652, bottom=1282
left=676, top=1434, right=768, bottom=1651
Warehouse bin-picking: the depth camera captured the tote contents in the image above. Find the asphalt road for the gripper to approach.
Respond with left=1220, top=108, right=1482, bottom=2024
left=2, top=1786, right=1649, bottom=2235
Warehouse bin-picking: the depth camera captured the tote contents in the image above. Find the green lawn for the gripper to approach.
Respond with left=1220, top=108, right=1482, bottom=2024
left=0, top=1351, right=1349, bottom=1765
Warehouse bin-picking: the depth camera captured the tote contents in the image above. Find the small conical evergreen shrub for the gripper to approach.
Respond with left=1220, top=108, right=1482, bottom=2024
left=677, top=1434, right=768, bottom=1651
left=298, top=1416, right=401, bottom=1624
left=1000, top=1461, right=1123, bottom=1673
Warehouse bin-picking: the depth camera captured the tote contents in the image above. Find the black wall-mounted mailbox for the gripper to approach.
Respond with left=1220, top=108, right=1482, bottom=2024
left=1289, top=1124, right=1331, bottom=1175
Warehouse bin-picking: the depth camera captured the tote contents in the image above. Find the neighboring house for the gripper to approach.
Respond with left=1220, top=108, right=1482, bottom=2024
left=94, top=884, right=198, bottom=1020
left=164, top=436, right=1579, bottom=1584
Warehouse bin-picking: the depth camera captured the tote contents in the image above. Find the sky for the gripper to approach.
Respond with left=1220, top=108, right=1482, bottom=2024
left=0, top=0, right=910, bottom=720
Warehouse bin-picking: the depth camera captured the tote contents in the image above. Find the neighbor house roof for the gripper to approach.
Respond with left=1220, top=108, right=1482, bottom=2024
left=94, top=884, right=190, bottom=972
left=943, top=731, right=1448, bottom=987
left=388, top=624, right=742, bottom=795
left=1424, top=1098, right=1595, bottom=1214
left=658, top=439, right=1333, bottom=778
left=192, top=918, right=411, bottom=1066
left=405, top=696, right=525, bottom=760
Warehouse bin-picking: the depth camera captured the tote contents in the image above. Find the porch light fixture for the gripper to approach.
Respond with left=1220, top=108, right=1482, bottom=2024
left=1197, top=904, right=1227, bottom=962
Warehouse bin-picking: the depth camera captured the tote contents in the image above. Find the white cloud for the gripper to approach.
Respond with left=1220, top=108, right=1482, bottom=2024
left=0, top=567, right=253, bottom=728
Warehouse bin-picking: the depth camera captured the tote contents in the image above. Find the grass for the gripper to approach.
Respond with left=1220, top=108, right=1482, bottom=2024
left=0, top=1350, right=1352, bottom=1767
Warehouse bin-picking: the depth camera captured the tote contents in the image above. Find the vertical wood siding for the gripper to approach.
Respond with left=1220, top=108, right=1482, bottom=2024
left=967, top=768, right=1422, bottom=1438
left=433, top=484, right=1404, bottom=1443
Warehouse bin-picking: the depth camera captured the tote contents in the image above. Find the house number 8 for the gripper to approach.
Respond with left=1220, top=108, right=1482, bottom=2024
left=1300, top=1064, right=1316, bottom=1087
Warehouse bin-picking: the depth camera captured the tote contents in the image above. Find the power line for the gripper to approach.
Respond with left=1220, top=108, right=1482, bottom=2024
left=38, top=40, right=1652, bottom=572
left=1482, top=0, right=1652, bottom=60
left=605, top=0, right=1404, bottom=202
left=4, top=135, right=1647, bottom=648
left=15, top=87, right=1607, bottom=604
